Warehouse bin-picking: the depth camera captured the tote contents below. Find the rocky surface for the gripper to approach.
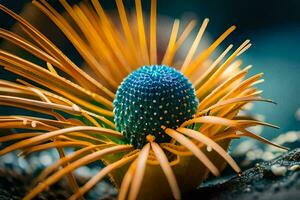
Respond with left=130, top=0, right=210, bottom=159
left=185, top=148, right=300, bottom=200
left=0, top=148, right=300, bottom=200
left=0, top=149, right=116, bottom=200
left=0, top=166, right=116, bottom=200
left=0, top=168, right=71, bottom=200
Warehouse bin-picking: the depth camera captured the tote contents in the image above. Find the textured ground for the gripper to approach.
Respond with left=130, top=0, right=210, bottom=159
left=185, top=148, right=300, bottom=200
left=0, top=148, right=300, bottom=200
left=0, top=168, right=71, bottom=200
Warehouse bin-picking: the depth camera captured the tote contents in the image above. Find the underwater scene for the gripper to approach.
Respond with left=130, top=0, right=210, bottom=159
left=0, top=0, right=299, bottom=199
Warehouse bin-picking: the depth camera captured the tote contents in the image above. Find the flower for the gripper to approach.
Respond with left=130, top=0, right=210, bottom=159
left=0, top=0, right=287, bottom=200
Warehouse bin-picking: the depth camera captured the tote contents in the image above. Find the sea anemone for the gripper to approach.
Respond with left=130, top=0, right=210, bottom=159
left=0, top=0, right=287, bottom=200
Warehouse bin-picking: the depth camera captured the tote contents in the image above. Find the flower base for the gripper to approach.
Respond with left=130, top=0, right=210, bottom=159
left=107, top=139, right=231, bottom=200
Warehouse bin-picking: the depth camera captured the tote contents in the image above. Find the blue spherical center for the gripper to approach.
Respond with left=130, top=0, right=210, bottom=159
left=113, top=65, right=198, bottom=148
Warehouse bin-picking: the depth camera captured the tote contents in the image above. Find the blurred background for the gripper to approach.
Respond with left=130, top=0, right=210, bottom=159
left=1, top=0, right=299, bottom=139
left=0, top=0, right=299, bottom=198
left=0, top=0, right=300, bottom=186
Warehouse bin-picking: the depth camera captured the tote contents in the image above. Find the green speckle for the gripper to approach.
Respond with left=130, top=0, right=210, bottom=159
left=113, top=65, right=198, bottom=148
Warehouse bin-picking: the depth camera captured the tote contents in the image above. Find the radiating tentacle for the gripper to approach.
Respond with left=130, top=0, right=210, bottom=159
left=197, top=95, right=275, bottom=116
left=35, top=144, right=115, bottom=185
left=235, top=119, right=279, bottom=129
left=69, top=152, right=138, bottom=200
left=161, top=143, right=192, bottom=156
left=195, top=40, right=251, bottom=99
left=161, top=19, right=180, bottom=65
left=220, top=73, right=264, bottom=101
left=193, top=44, right=233, bottom=89
left=0, top=132, right=40, bottom=143
left=0, top=43, right=113, bottom=106
left=177, top=128, right=240, bottom=173
left=2, top=115, right=75, bottom=128
left=181, top=18, right=209, bottom=71
left=21, top=141, right=90, bottom=156
left=151, top=142, right=181, bottom=200
left=54, top=143, right=83, bottom=200
left=0, top=95, right=115, bottom=127
left=149, top=0, right=157, bottom=64
left=163, top=127, right=220, bottom=176
left=115, top=0, right=139, bottom=65
left=0, top=4, right=114, bottom=98
left=118, top=160, right=137, bottom=200
left=196, top=65, right=251, bottom=110
left=0, top=1, right=284, bottom=200
left=128, top=143, right=150, bottom=200
left=90, top=0, right=132, bottom=73
left=181, top=116, right=238, bottom=128
left=24, top=145, right=133, bottom=200
left=135, top=0, right=149, bottom=64
left=182, top=25, right=236, bottom=76
left=239, top=129, right=288, bottom=150
left=0, top=118, right=57, bottom=131
left=175, top=20, right=197, bottom=51
left=33, top=0, right=119, bottom=89
left=0, top=126, right=123, bottom=156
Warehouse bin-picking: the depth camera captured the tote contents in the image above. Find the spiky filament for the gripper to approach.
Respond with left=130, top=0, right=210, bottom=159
left=69, top=152, right=139, bottom=200
left=163, top=127, right=220, bottom=176
left=23, top=145, right=133, bottom=200
left=150, top=142, right=181, bottom=200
